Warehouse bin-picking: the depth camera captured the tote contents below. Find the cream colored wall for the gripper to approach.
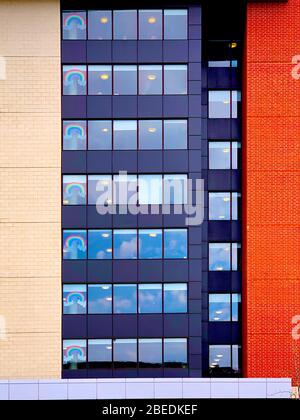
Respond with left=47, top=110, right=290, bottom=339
left=0, top=0, right=61, bottom=378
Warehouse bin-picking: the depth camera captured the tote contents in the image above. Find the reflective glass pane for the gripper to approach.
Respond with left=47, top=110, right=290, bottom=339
left=232, top=142, right=241, bottom=169
left=138, top=175, right=162, bottom=205
left=63, top=230, right=87, bottom=260
left=63, top=120, right=86, bottom=150
left=139, top=65, right=162, bottom=95
left=164, top=10, right=187, bottom=40
left=164, top=229, right=187, bottom=259
left=113, top=10, right=137, bottom=40
left=139, top=120, right=162, bottom=150
left=114, top=66, right=137, bottom=95
left=232, top=294, right=241, bottom=321
left=88, top=284, right=112, bottom=314
left=139, top=10, right=162, bottom=40
left=209, top=192, right=231, bottom=220
left=164, top=120, right=187, bottom=149
left=63, top=11, right=86, bottom=40
left=114, top=284, right=137, bottom=314
left=63, top=339, right=86, bottom=369
left=232, top=243, right=241, bottom=271
left=164, top=339, right=187, bottom=368
left=232, top=90, right=241, bottom=118
left=113, top=339, right=137, bottom=368
left=88, top=11, right=112, bottom=40
left=164, top=65, right=187, bottom=95
left=63, top=65, right=87, bottom=95
left=164, top=175, right=187, bottom=205
left=209, top=91, right=231, bottom=118
left=164, top=284, right=187, bottom=313
left=209, top=345, right=231, bottom=369
left=209, top=142, right=231, bottom=169
left=88, top=230, right=112, bottom=259
left=139, top=339, right=162, bottom=368
left=63, top=285, right=87, bottom=314
left=114, top=174, right=137, bottom=205
left=232, top=345, right=241, bottom=372
left=208, top=61, right=231, bottom=68
left=113, top=120, right=137, bottom=150
left=88, top=120, right=112, bottom=150
left=88, top=175, right=112, bottom=205
left=88, top=339, right=112, bottom=368
left=88, top=65, right=112, bottom=95
left=139, top=229, right=162, bottom=259
left=113, top=230, right=137, bottom=259
left=138, top=284, right=162, bottom=313
left=63, top=175, right=86, bottom=205
left=209, top=243, right=231, bottom=271
left=232, top=193, right=241, bottom=221
left=209, top=294, right=231, bottom=321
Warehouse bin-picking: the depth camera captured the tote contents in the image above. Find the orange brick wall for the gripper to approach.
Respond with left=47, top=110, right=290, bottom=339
left=244, top=0, right=300, bottom=385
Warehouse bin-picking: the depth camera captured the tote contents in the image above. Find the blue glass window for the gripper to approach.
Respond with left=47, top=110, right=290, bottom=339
left=164, top=10, right=187, bottom=40
left=62, top=11, right=86, bottom=40
left=63, top=285, right=87, bottom=314
left=139, top=10, right=162, bottom=40
left=88, top=284, right=112, bottom=314
left=88, top=121, right=112, bottom=150
left=113, top=339, right=137, bottom=368
left=88, top=11, right=112, bottom=40
left=113, top=10, right=137, bottom=40
left=164, top=65, right=187, bottom=95
left=63, top=120, right=86, bottom=150
left=63, top=339, right=86, bottom=369
left=164, top=174, right=187, bottom=205
left=138, top=175, right=162, bottom=205
left=139, top=65, right=162, bottom=95
left=63, top=65, right=87, bottom=95
left=164, top=229, right=187, bottom=259
left=113, top=230, right=137, bottom=259
left=113, top=120, right=137, bottom=150
left=139, top=339, right=162, bottom=368
left=88, top=230, right=112, bottom=259
left=232, top=294, right=241, bottom=321
left=164, top=120, right=187, bottom=149
left=114, top=284, right=137, bottom=314
left=114, top=66, right=137, bottom=95
left=63, top=230, right=87, bottom=260
left=138, top=284, right=162, bottom=313
left=139, top=120, right=162, bottom=150
left=209, top=142, right=231, bottom=169
left=114, top=174, right=137, bottom=205
left=88, top=175, right=112, bottom=206
left=209, top=90, right=241, bottom=118
left=88, top=339, right=112, bottom=369
left=164, top=339, right=187, bottom=368
left=209, top=345, right=241, bottom=373
left=209, top=243, right=231, bottom=271
left=209, top=294, right=231, bottom=321
left=209, top=192, right=231, bottom=220
left=88, top=66, right=112, bottom=95
left=139, top=229, right=162, bottom=259
left=164, top=284, right=187, bottom=313
left=63, top=175, right=86, bottom=205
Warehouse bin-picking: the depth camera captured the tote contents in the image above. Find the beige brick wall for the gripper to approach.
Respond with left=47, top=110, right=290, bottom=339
left=0, top=0, right=61, bottom=378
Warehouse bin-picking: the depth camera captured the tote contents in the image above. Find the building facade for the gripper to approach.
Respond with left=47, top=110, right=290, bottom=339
left=0, top=0, right=299, bottom=391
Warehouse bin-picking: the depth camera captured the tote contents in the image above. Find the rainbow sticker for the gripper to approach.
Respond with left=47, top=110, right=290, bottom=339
left=63, top=233, right=87, bottom=253
left=65, top=182, right=86, bottom=197
left=63, top=13, right=86, bottom=31
left=64, top=291, right=86, bottom=306
left=64, top=345, right=86, bottom=362
left=63, top=67, right=86, bottom=87
left=64, top=122, right=86, bottom=140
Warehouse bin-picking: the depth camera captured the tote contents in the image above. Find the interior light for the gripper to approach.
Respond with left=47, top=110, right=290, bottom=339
left=229, top=42, right=238, bottom=49
left=148, top=127, right=157, bottom=133
left=218, top=215, right=225, bottom=219
left=223, top=148, right=230, bottom=153
left=106, top=297, right=112, bottom=301
left=106, top=248, right=112, bottom=253
left=148, top=17, right=156, bottom=24
left=223, top=197, right=230, bottom=202
left=106, top=199, right=112, bottom=205
left=223, top=100, right=230, bottom=104
left=101, top=180, right=109, bottom=186
left=147, top=74, right=156, bottom=81
left=106, top=346, right=112, bottom=350
left=211, top=363, right=218, bottom=366
left=224, top=247, right=230, bottom=252
left=101, top=285, right=110, bottom=290
left=216, top=311, right=223, bottom=314
left=102, top=233, right=110, bottom=238
left=100, top=74, right=109, bottom=80
left=213, top=317, right=220, bottom=321
left=214, top=359, right=220, bottom=362
left=216, top=266, right=224, bottom=271
left=149, top=233, right=157, bottom=238
left=102, top=128, right=109, bottom=133
left=100, top=17, right=108, bottom=24
left=217, top=355, right=223, bottom=358
left=63, top=200, right=69, bottom=204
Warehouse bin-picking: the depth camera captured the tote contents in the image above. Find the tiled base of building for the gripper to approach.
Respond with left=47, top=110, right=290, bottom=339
left=0, top=378, right=292, bottom=400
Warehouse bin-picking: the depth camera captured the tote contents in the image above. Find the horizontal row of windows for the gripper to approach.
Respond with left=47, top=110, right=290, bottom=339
left=63, top=229, right=187, bottom=260
left=209, top=345, right=241, bottom=372
left=63, top=65, right=187, bottom=96
left=63, top=119, right=187, bottom=150
left=63, top=10, right=188, bottom=41
left=63, top=174, right=188, bottom=206
left=209, top=294, right=241, bottom=322
left=63, top=283, right=187, bottom=314
left=63, top=338, right=187, bottom=369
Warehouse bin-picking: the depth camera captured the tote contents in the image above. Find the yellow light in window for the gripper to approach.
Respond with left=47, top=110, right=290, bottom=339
left=149, top=233, right=157, bottom=238
left=223, top=197, right=230, bottom=202
left=218, top=215, right=225, bottom=219
left=63, top=200, right=69, bottom=204
left=100, top=74, right=109, bottom=80
left=148, top=17, right=156, bottom=24
left=229, top=42, right=238, bottom=49
left=223, top=100, right=230, bottom=104
left=147, top=74, right=156, bottom=81
left=102, top=128, right=109, bottom=133
left=106, top=248, right=112, bottom=253
left=223, top=148, right=230, bottom=153
left=100, top=17, right=108, bottom=24
left=148, top=127, right=157, bottom=133
left=102, top=233, right=110, bottom=238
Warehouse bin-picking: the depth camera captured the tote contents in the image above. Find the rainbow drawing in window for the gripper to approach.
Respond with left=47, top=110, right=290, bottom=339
left=63, top=121, right=87, bottom=150
left=63, top=175, right=87, bottom=205
left=63, top=340, right=86, bottom=369
left=63, top=12, right=86, bottom=40
left=63, top=230, right=87, bottom=260
left=63, top=66, right=87, bottom=95
left=63, top=285, right=87, bottom=314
